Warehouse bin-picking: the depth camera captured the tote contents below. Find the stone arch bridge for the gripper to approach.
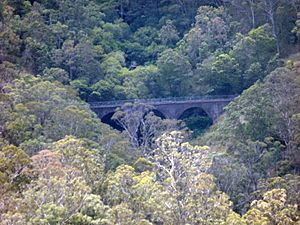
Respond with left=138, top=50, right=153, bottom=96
left=90, top=95, right=236, bottom=123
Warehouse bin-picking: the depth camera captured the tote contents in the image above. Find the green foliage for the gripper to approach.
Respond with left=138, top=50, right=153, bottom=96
left=100, top=132, right=239, bottom=225
left=42, top=67, right=70, bottom=84
left=1, top=0, right=300, bottom=223
left=254, top=174, right=300, bottom=208
left=156, top=49, right=192, bottom=96
left=199, top=65, right=300, bottom=213
left=0, top=145, right=31, bottom=193
left=178, top=6, right=229, bottom=66
left=1, top=0, right=296, bottom=99
left=159, top=20, right=179, bottom=47
left=243, top=189, right=300, bottom=224
left=71, top=194, right=112, bottom=225
left=50, top=136, right=105, bottom=191
left=2, top=176, right=92, bottom=224
left=121, top=65, right=160, bottom=99
left=204, top=53, right=241, bottom=94
left=183, top=115, right=213, bottom=137
left=0, top=74, right=103, bottom=149
left=148, top=131, right=236, bottom=224
left=292, top=12, right=300, bottom=40
left=98, top=123, right=136, bottom=171
left=197, top=25, right=278, bottom=94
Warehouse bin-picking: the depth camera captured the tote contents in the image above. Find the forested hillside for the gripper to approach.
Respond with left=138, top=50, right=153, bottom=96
left=0, top=0, right=300, bottom=224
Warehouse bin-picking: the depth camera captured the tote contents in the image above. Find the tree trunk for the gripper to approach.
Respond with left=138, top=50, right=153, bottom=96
left=249, top=0, right=256, bottom=28
left=264, top=0, right=281, bottom=55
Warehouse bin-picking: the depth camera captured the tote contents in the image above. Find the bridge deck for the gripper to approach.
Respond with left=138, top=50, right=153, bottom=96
left=89, top=95, right=237, bottom=108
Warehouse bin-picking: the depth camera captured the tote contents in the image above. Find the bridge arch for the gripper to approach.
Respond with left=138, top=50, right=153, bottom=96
left=178, top=107, right=213, bottom=136
left=178, top=107, right=211, bottom=120
left=99, top=108, right=167, bottom=131
left=101, top=112, right=124, bottom=131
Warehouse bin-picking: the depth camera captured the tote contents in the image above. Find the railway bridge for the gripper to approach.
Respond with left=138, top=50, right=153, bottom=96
left=90, top=95, right=236, bottom=124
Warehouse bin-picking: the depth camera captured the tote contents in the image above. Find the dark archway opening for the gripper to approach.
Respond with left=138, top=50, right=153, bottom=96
left=179, top=107, right=213, bottom=137
left=151, top=109, right=166, bottom=119
left=101, top=109, right=166, bottom=132
left=101, top=112, right=124, bottom=131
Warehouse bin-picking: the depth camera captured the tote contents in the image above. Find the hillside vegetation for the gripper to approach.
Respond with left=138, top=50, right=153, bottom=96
left=0, top=0, right=300, bottom=224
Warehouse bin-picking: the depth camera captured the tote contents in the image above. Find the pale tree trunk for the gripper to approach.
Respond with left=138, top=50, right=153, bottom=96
left=249, top=0, right=256, bottom=28
left=119, top=0, right=125, bottom=19
left=263, top=0, right=281, bottom=55
left=225, top=0, right=256, bottom=29
left=176, top=0, right=187, bottom=15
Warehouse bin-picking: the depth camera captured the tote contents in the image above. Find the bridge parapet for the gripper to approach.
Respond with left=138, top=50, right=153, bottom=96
left=89, top=95, right=237, bottom=108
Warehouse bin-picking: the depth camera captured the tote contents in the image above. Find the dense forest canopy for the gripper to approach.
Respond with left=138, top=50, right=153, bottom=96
left=0, top=0, right=300, bottom=224
left=0, top=0, right=298, bottom=100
